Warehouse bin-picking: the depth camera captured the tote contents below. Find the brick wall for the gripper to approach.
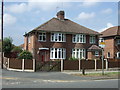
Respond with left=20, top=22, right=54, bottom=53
left=104, top=37, right=114, bottom=58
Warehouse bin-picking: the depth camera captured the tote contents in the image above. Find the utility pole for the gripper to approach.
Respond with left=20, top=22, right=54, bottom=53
left=1, top=0, right=4, bottom=69
left=102, top=48, right=104, bottom=75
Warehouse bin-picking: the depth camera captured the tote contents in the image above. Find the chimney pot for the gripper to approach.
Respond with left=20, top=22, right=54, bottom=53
left=56, top=11, right=65, bottom=20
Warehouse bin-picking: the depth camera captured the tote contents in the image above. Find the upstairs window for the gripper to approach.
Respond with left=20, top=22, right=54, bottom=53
left=90, top=35, right=96, bottom=44
left=72, top=34, right=86, bottom=43
left=38, top=33, right=46, bottom=42
left=51, top=33, right=66, bottom=42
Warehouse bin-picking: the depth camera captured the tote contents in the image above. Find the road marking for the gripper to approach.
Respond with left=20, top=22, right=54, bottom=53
left=0, top=77, right=17, bottom=80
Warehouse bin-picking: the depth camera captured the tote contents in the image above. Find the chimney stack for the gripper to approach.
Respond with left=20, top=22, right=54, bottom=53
left=56, top=11, right=65, bottom=20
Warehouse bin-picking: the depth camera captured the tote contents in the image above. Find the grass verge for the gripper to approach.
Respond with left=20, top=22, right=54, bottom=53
left=72, top=72, right=120, bottom=79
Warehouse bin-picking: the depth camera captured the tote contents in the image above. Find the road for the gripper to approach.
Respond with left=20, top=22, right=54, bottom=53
left=1, top=69, right=119, bottom=88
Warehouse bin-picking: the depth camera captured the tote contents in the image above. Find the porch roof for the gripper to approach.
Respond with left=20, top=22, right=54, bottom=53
left=88, top=45, right=102, bottom=51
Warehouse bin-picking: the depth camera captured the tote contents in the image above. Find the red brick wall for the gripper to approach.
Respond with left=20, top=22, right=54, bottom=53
left=104, top=37, right=115, bottom=59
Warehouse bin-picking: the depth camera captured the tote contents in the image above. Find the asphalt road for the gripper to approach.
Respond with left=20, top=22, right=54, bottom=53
left=1, top=69, right=119, bottom=88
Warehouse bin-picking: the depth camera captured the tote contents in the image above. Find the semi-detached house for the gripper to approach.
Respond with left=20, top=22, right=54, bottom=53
left=24, top=11, right=101, bottom=64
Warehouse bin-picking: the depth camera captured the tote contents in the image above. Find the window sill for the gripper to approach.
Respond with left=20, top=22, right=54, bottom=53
left=38, top=40, right=46, bottom=42
left=72, top=42, right=86, bottom=44
left=51, top=41, right=66, bottom=43
left=50, top=58, right=66, bottom=60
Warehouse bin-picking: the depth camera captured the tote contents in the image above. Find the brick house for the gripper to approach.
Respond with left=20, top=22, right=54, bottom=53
left=100, top=26, right=120, bottom=59
left=24, top=11, right=101, bottom=64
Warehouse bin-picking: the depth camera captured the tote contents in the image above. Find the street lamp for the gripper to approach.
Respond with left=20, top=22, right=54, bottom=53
left=101, top=48, right=104, bottom=75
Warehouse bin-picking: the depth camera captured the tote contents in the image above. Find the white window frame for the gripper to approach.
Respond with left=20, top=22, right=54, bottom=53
left=117, top=52, right=120, bottom=58
left=90, top=35, right=96, bottom=44
left=95, top=51, right=99, bottom=56
left=51, top=33, right=66, bottom=42
left=50, top=48, right=66, bottom=59
left=72, top=34, right=86, bottom=43
left=38, top=32, right=46, bottom=42
left=72, top=48, right=86, bottom=59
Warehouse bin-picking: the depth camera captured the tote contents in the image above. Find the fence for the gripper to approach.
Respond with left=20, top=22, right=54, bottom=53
left=7, top=58, right=35, bottom=72
left=61, top=59, right=120, bottom=71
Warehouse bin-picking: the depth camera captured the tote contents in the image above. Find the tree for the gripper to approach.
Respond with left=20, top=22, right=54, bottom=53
left=3, top=37, right=14, bottom=53
left=11, top=46, right=23, bottom=53
left=18, top=50, right=33, bottom=59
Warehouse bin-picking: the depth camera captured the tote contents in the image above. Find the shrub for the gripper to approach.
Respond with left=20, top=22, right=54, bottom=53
left=12, top=46, right=23, bottom=53
left=18, top=50, right=33, bottom=59
left=69, top=57, right=78, bottom=60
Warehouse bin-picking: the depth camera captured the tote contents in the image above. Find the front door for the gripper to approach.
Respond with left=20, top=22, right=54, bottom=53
left=41, top=51, right=46, bottom=62
left=40, top=50, right=48, bottom=62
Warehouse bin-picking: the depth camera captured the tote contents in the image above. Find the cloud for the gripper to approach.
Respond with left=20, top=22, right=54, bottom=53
left=76, top=12, right=95, bottom=20
left=99, top=23, right=113, bottom=32
left=80, top=0, right=100, bottom=7
left=5, top=3, right=28, bottom=13
left=101, top=8, right=113, bottom=14
left=4, top=14, right=17, bottom=26
left=28, top=1, right=58, bottom=11
left=5, top=1, right=71, bottom=14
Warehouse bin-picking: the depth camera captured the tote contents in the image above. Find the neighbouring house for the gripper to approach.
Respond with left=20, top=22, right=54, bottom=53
left=100, top=26, right=120, bottom=59
left=24, top=11, right=101, bottom=65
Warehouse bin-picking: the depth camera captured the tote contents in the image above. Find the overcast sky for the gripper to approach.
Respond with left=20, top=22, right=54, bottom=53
left=1, top=0, right=118, bottom=46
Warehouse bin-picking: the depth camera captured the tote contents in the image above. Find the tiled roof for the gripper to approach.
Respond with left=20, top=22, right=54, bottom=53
left=101, top=26, right=120, bottom=38
left=88, top=45, right=102, bottom=51
left=28, top=18, right=100, bottom=35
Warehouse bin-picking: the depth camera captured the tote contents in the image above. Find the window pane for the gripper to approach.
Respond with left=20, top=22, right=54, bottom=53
left=55, top=49, right=57, bottom=58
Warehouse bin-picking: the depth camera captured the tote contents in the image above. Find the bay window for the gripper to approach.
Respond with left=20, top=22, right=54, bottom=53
left=72, top=48, right=86, bottom=59
left=50, top=48, right=66, bottom=59
left=51, top=33, right=66, bottom=42
left=72, top=34, right=86, bottom=43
